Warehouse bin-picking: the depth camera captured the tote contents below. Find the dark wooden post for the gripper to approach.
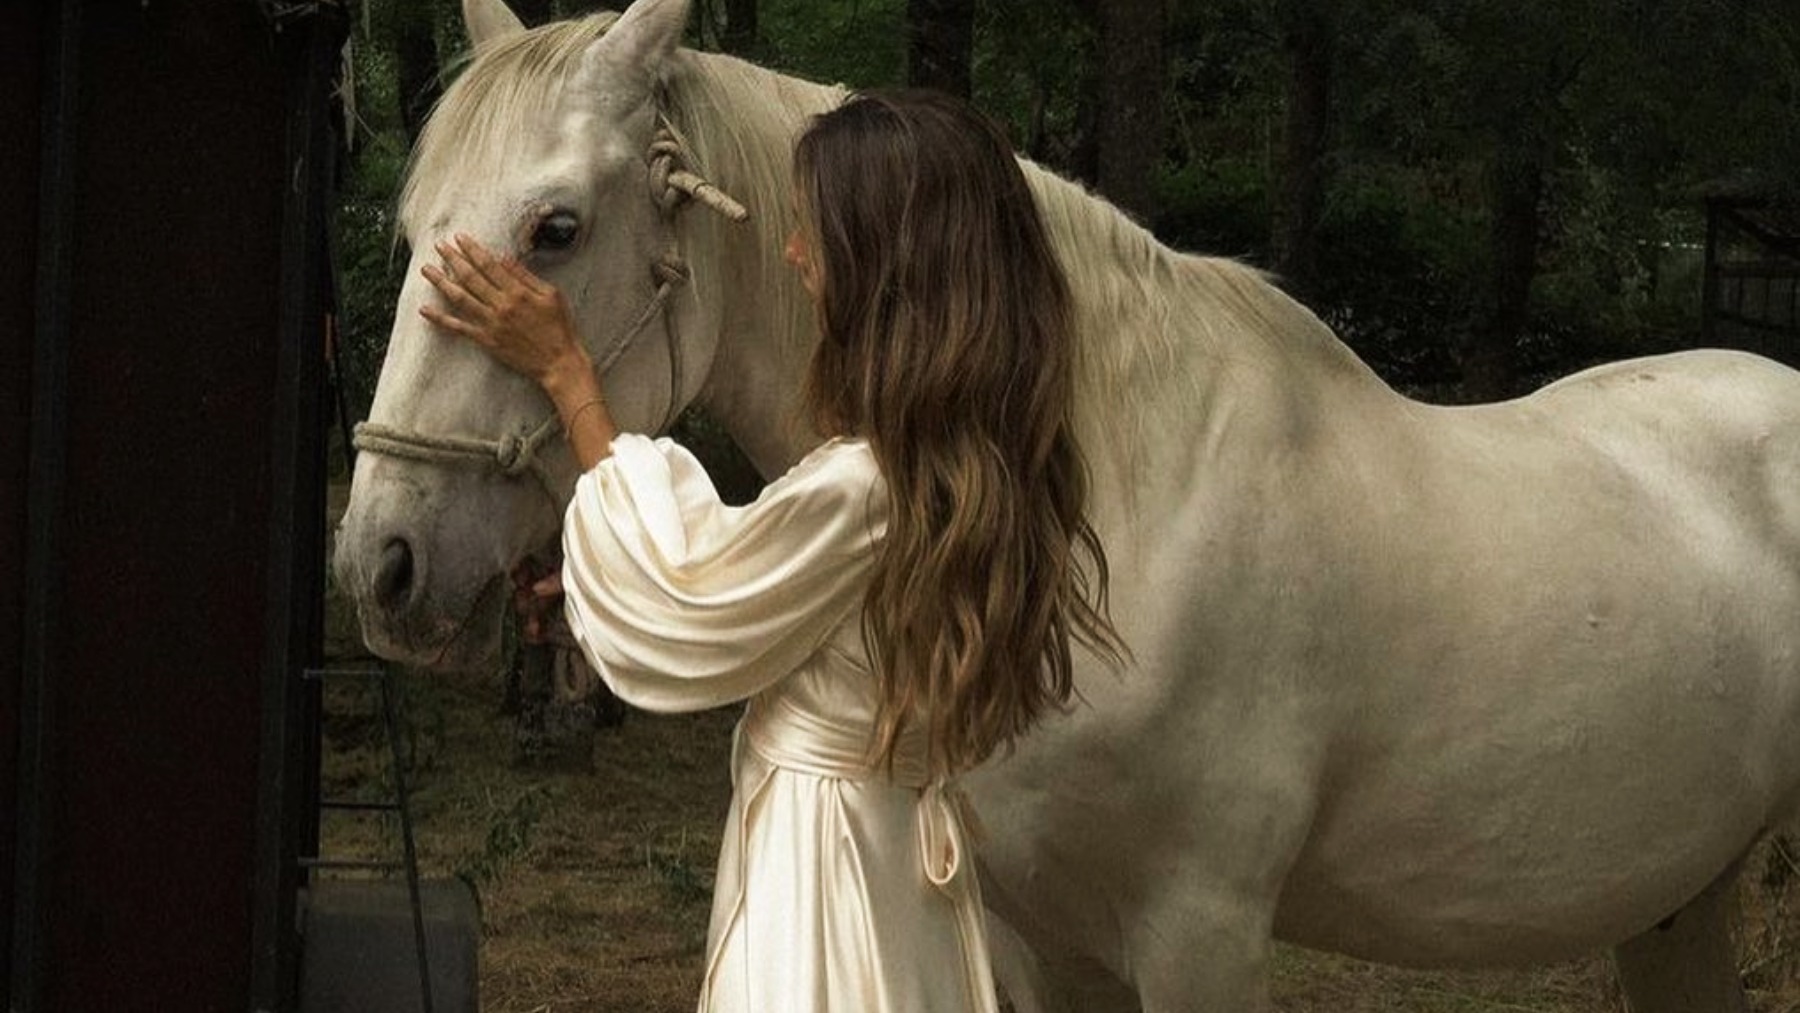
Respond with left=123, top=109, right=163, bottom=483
left=907, top=0, right=975, bottom=99
left=3, top=2, right=339, bottom=1010
left=1, top=0, right=54, bottom=1002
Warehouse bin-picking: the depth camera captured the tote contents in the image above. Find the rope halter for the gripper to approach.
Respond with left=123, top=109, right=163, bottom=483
left=352, top=118, right=749, bottom=500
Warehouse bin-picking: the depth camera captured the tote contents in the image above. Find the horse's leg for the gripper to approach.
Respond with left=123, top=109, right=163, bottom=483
left=1612, top=858, right=1749, bottom=1013
left=987, top=887, right=1273, bottom=1013
left=1126, top=886, right=1274, bottom=1013
left=986, top=909, right=1140, bottom=1013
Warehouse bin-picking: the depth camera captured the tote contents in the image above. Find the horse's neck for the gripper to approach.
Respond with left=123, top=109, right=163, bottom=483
left=670, top=56, right=1388, bottom=479
left=667, top=53, right=841, bottom=477
left=1023, top=165, right=1398, bottom=468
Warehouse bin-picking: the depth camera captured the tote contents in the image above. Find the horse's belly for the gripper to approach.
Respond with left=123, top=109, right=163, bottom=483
left=1273, top=728, right=1780, bottom=967
left=1273, top=626, right=1799, bottom=968
left=1273, top=819, right=1750, bottom=968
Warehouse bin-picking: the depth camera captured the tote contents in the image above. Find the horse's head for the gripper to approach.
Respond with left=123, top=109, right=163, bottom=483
left=335, top=0, right=723, bottom=669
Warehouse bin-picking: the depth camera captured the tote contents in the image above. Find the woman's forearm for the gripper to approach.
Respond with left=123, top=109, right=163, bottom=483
left=540, top=350, right=618, bottom=472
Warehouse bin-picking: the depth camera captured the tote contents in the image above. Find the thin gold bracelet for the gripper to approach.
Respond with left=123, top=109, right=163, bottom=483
left=562, top=396, right=608, bottom=439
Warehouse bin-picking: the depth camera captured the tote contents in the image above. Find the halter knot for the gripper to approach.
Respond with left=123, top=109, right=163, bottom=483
left=653, top=253, right=689, bottom=286
left=647, top=127, right=750, bottom=222
left=649, top=132, right=685, bottom=214
left=495, top=433, right=530, bottom=476
left=497, top=414, right=560, bottom=479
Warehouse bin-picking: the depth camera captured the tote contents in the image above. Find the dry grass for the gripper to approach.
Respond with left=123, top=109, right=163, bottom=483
left=1271, top=949, right=1617, bottom=1012
left=316, top=665, right=1800, bottom=1012
left=317, top=666, right=731, bottom=1013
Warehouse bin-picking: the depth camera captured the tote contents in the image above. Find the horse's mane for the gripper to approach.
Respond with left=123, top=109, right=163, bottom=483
left=1022, top=163, right=1360, bottom=445
left=402, top=10, right=1359, bottom=458
left=658, top=54, right=846, bottom=364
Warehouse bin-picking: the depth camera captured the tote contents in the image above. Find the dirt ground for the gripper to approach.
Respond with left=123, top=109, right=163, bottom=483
left=314, top=660, right=1800, bottom=1013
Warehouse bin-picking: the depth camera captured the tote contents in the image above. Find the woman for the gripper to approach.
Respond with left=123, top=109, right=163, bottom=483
left=421, top=90, right=1124, bottom=1012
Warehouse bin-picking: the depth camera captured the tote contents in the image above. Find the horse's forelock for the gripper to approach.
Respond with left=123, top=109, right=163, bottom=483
left=394, top=9, right=836, bottom=367
left=391, top=11, right=846, bottom=441
left=399, top=12, right=623, bottom=232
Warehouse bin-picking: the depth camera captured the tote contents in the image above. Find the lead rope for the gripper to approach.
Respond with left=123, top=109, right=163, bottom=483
left=352, top=117, right=749, bottom=499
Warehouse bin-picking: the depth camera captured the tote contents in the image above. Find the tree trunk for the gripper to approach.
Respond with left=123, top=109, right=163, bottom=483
left=907, top=0, right=974, bottom=100
left=1272, top=0, right=1332, bottom=299
left=510, top=0, right=556, bottom=28
left=1092, top=0, right=1167, bottom=222
left=1465, top=128, right=1546, bottom=400
left=392, top=0, right=441, bottom=146
left=1063, top=0, right=1099, bottom=182
left=722, top=0, right=757, bottom=55
left=1069, top=31, right=1100, bottom=184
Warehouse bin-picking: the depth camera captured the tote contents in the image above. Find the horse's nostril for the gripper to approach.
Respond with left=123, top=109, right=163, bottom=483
left=374, top=537, right=416, bottom=611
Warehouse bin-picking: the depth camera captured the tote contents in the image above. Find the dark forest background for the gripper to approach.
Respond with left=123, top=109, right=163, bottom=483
left=333, top=0, right=1800, bottom=417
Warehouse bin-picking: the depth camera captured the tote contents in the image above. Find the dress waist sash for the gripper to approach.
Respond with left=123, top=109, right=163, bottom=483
left=740, top=695, right=977, bottom=891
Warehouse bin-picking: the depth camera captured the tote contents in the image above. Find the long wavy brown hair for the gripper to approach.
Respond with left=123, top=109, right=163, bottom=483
left=794, top=90, right=1126, bottom=779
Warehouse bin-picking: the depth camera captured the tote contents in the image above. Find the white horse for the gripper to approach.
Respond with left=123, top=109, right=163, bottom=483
left=333, top=0, right=1800, bottom=1008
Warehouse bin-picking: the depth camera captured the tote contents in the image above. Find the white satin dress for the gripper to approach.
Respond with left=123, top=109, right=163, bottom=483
left=561, top=434, right=999, bottom=1013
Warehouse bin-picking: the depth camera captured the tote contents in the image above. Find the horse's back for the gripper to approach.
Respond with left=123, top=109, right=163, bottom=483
left=1525, top=348, right=1800, bottom=562
left=1531, top=348, right=1800, bottom=454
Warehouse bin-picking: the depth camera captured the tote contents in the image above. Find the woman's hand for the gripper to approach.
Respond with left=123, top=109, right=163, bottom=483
left=421, top=233, right=617, bottom=471
left=420, top=234, right=592, bottom=389
left=510, top=559, right=572, bottom=647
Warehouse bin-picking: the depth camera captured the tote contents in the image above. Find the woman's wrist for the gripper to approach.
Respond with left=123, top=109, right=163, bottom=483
left=537, top=347, right=616, bottom=471
left=538, top=346, right=600, bottom=406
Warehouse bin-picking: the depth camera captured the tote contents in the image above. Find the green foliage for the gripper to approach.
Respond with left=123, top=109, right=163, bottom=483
left=1155, top=156, right=1269, bottom=259
left=456, top=784, right=555, bottom=893
left=1534, top=146, right=1695, bottom=359
left=755, top=0, right=905, bottom=88
left=334, top=1, right=421, bottom=418
left=1309, top=163, right=1485, bottom=389
left=336, top=142, right=410, bottom=419
left=971, top=0, right=1094, bottom=164
left=1148, top=0, right=1789, bottom=390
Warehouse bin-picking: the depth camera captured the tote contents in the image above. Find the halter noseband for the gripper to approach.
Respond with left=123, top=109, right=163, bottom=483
left=351, top=119, right=748, bottom=500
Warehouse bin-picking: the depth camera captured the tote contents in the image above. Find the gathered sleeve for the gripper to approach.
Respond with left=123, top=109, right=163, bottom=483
left=560, top=434, right=886, bottom=713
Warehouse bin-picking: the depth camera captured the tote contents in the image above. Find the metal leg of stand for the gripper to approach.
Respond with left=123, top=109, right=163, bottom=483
left=303, top=666, right=436, bottom=1013
left=378, top=666, right=435, bottom=1013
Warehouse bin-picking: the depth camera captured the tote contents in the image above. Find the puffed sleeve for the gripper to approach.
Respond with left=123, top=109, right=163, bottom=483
left=560, top=434, right=886, bottom=713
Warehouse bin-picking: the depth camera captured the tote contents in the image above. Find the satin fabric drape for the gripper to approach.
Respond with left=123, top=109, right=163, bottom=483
left=562, top=435, right=999, bottom=1013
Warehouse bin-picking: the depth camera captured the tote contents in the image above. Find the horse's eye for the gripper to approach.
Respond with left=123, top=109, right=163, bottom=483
left=532, top=212, right=581, bottom=252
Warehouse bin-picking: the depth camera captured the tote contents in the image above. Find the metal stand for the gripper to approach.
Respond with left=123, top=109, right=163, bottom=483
left=300, top=666, right=435, bottom=1013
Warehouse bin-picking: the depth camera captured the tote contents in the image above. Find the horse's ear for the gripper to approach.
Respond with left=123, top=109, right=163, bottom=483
left=463, top=0, right=526, bottom=48
left=579, top=0, right=691, bottom=107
